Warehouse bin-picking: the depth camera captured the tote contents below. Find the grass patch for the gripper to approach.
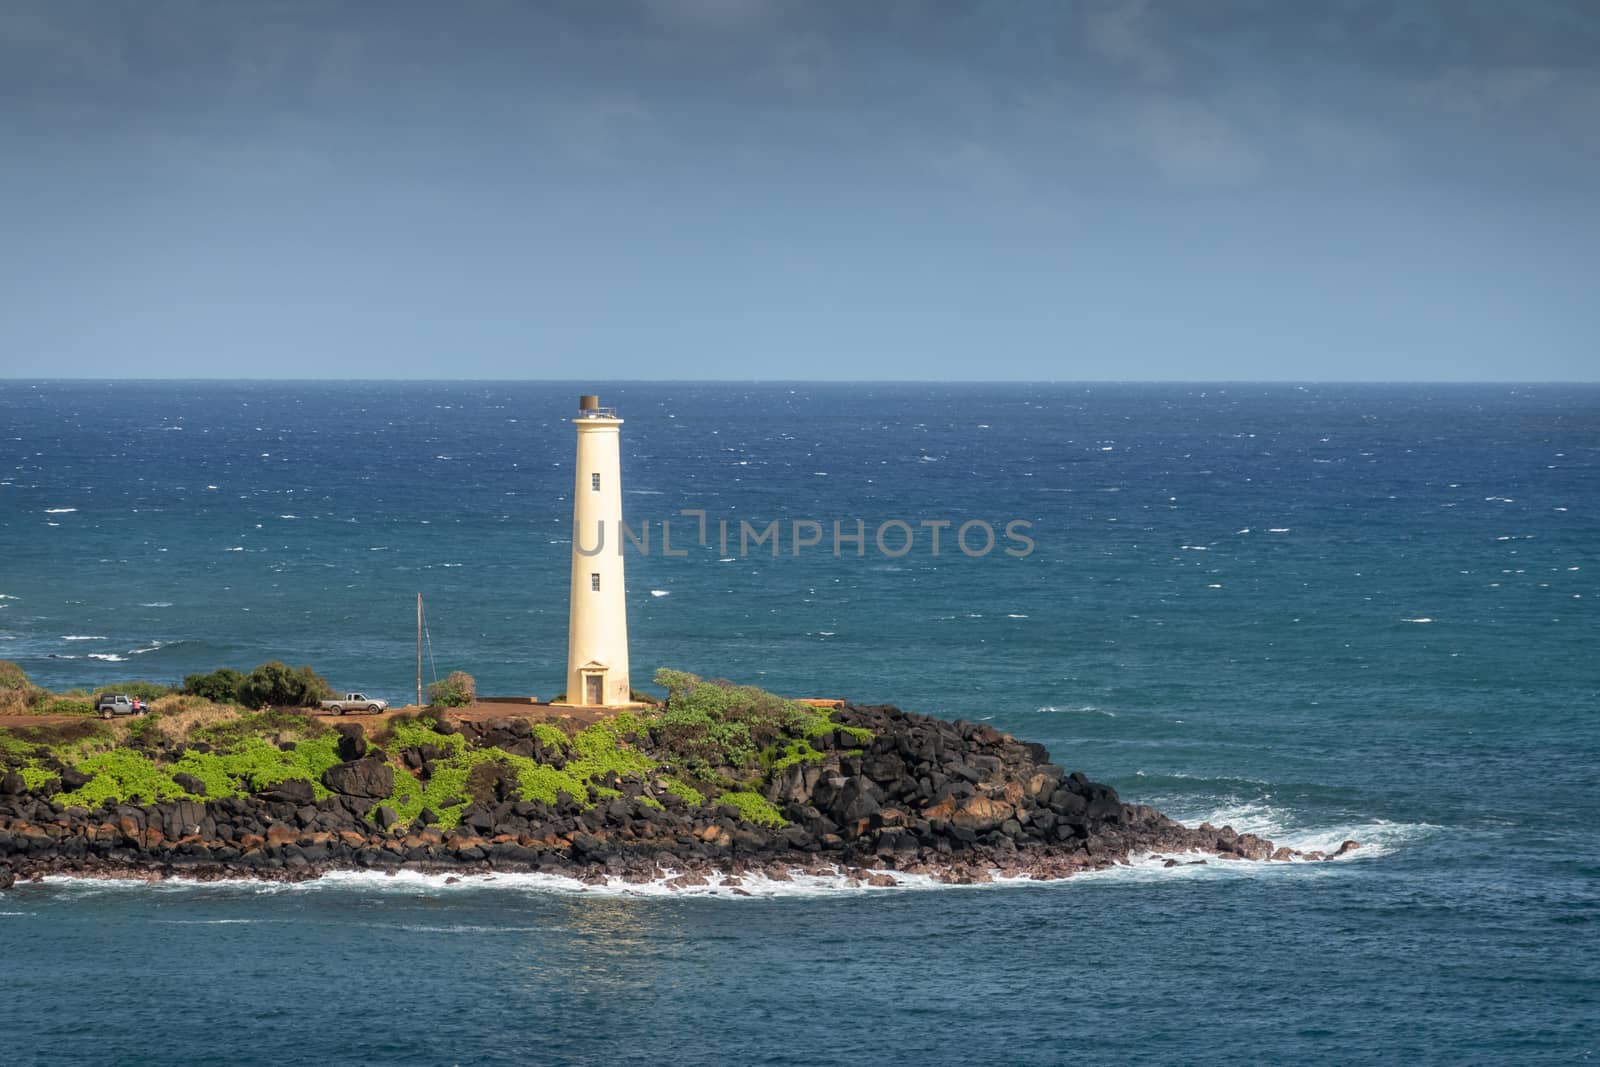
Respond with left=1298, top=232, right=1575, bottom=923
left=191, top=707, right=328, bottom=749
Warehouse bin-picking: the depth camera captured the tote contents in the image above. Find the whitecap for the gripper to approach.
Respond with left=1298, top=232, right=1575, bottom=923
left=0, top=594, right=17, bottom=600
left=87, top=653, right=125, bottom=662
left=1400, top=617, right=1433, bottom=623
left=224, top=546, right=244, bottom=552
left=61, top=635, right=105, bottom=641
left=1006, top=613, right=1029, bottom=619
left=1036, top=705, right=1116, bottom=718
left=1267, top=528, right=1291, bottom=533
left=129, top=642, right=163, bottom=655
left=279, top=514, right=298, bottom=520
left=44, top=507, right=76, bottom=514
left=1180, top=545, right=1208, bottom=551
left=718, top=557, right=736, bottom=563
left=650, top=589, right=670, bottom=597
left=1207, top=583, right=1223, bottom=589
left=139, top=602, right=173, bottom=608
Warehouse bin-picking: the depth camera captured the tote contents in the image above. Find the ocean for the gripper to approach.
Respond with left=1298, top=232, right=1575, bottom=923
left=1, top=381, right=1595, bottom=1064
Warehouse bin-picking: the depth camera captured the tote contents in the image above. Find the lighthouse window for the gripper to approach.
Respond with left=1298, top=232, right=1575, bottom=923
left=591, top=473, right=600, bottom=492
left=590, top=573, right=601, bottom=592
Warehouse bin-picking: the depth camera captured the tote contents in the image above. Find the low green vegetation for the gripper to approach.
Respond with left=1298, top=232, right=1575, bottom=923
left=1, top=662, right=872, bottom=833
left=719, top=790, right=788, bottom=828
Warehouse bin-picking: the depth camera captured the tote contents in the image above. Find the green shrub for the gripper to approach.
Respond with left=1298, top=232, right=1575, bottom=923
left=0, top=729, right=36, bottom=765
left=660, top=776, right=705, bottom=807
left=762, top=738, right=826, bottom=773
left=529, top=723, right=568, bottom=750
left=426, top=671, right=476, bottom=708
left=375, top=753, right=499, bottom=830
left=381, top=715, right=466, bottom=755
left=171, top=733, right=343, bottom=800
left=181, top=668, right=245, bottom=703
left=236, top=661, right=335, bottom=708
left=502, top=757, right=589, bottom=807
left=650, top=667, right=841, bottom=776
left=54, top=749, right=187, bottom=807
left=719, top=790, right=788, bottom=828
left=20, top=763, right=57, bottom=791
left=37, top=697, right=96, bottom=717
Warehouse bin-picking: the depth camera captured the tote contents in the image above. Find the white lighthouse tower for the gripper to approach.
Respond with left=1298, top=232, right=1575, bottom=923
left=558, top=394, right=632, bottom=707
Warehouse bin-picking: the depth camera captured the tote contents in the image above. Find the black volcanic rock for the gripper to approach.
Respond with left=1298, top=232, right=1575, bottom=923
left=322, top=757, right=393, bottom=800
left=0, top=700, right=1359, bottom=887
left=256, top=779, right=315, bottom=805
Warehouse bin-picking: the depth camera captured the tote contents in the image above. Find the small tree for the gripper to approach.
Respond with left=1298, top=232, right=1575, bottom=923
left=427, top=671, right=476, bottom=708
left=181, top=668, right=246, bottom=704
left=237, top=661, right=335, bottom=708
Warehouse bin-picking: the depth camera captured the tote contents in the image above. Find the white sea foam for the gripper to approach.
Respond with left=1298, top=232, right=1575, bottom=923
left=718, top=557, right=736, bottom=563
left=31, top=841, right=1388, bottom=900
left=224, top=546, right=244, bottom=552
left=61, top=635, right=104, bottom=641
left=1267, top=528, right=1291, bottom=533
left=87, top=653, right=125, bottom=662
left=1161, top=799, right=1427, bottom=860
left=1401, top=617, right=1433, bottom=623
left=1006, top=613, right=1029, bottom=619
left=0, top=594, right=17, bottom=600
left=1036, top=705, right=1116, bottom=717
left=44, top=507, right=76, bottom=514
left=140, top=602, right=173, bottom=608
left=650, top=589, right=670, bottom=597
left=129, top=642, right=163, bottom=655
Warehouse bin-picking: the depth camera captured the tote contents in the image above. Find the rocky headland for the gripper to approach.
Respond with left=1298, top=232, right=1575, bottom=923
left=0, top=687, right=1358, bottom=891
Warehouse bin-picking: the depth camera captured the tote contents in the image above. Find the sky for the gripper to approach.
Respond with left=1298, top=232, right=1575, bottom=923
left=0, top=0, right=1596, bottom=381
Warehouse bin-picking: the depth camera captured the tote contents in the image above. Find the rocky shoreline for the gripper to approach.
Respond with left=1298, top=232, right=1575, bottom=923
left=0, top=703, right=1357, bottom=891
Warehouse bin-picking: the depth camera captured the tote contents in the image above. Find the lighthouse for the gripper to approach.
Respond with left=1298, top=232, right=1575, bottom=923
left=559, top=394, right=632, bottom=707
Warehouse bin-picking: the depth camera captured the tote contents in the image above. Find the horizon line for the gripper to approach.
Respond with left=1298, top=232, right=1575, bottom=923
left=3, top=377, right=1598, bottom=387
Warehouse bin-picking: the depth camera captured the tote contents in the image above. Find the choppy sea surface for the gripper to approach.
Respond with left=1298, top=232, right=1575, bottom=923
left=0, top=381, right=1596, bottom=1065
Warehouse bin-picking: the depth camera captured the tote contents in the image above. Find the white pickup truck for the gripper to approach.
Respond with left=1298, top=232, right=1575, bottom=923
left=319, top=692, right=388, bottom=715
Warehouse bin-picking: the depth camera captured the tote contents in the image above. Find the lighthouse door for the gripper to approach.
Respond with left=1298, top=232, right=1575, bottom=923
left=584, top=672, right=604, bottom=706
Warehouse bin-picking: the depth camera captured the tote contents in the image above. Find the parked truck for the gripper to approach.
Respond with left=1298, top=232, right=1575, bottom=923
left=319, top=693, right=388, bottom=715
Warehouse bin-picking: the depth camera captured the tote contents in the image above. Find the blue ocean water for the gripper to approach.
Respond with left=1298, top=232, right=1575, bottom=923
left=1, top=381, right=1596, bottom=1064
